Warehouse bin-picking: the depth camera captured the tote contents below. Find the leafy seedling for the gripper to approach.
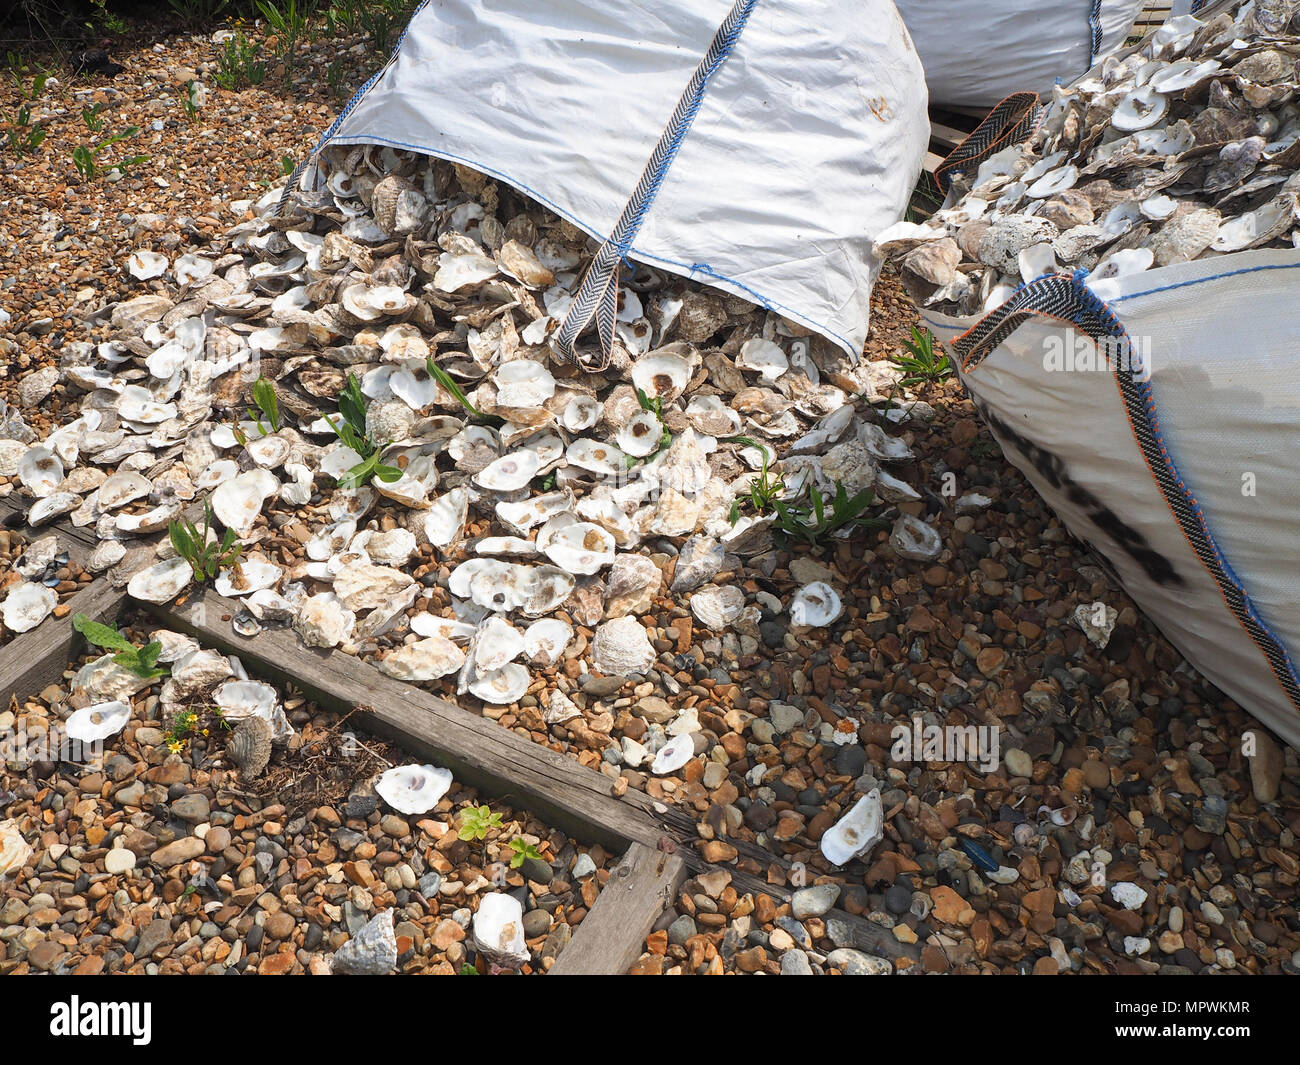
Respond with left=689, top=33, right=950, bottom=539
left=457, top=805, right=503, bottom=842
left=425, top=357, right=502, bottom=426
left=72, top=126, right=147, bottom=182
left=3, top=106, right=45, bottom=154
left=72, top=613, right=169, bottom=680
left=727, top=437, right=784, bottom=523
left=324, top=373, right=404, bottom=488
left=508, top=838, right=544, bottom=869
left=168, top=498, right=243, bottom=583
left=890, top=324, right=952, bottom=386
left=249, top=376, right=281, bottom=434
left=773, top=482, right=887, bottom=548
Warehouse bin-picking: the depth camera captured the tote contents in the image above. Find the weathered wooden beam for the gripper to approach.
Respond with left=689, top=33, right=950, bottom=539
left=0, top=495, right=98, bottom=568
left=141, top=586, right=697, bottom=855
left=551, top=841, right=687, bottom=975
left=0, top=577, right=127, bottom=704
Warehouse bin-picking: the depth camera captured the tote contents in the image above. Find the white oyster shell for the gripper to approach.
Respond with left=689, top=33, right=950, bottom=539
left=375, top=764, right=453, bottom=815
left=2, top=582, right=58, bottom=633
left=66, top=700, right=132, bottom=743
left=471, top=892, right=528, bottom=969
left=820, top=789, right=884, bottom=866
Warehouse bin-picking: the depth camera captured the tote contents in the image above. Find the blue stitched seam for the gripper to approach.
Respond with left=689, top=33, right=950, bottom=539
left=1109, top=260, right=1300, bottom=303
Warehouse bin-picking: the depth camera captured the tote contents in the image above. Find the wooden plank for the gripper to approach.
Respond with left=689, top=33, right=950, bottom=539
left=142, top=586, right=698, bottom=854
left=551, top=841, right=687, bottom=975
left=3, top=496, right=919, bottom=963
left=0, top=495, right=97, bottom=569
left=0, top=577, right=127, bottom=704
left=929, top=120, right=969, bottom=151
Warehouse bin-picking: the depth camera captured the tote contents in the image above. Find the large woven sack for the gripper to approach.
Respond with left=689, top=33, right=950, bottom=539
left=919, top=250, right=1300, bottom=751
left=896, top=0, right=1147, bottom=108
left=293, top=0, right=929, bottom=362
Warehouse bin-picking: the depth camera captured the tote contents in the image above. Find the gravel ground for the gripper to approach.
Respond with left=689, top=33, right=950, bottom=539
left=0, top=615, right=606, bottom=974
left=2, top=27, right=1298, bottom=977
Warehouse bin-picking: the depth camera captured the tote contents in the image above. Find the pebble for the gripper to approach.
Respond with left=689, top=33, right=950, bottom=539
left=104, top=848, right=137, bottom=874
left=151, top=837, right=204, bottom=867
left=780, top=950, right=814, bottom=975
left=824, top=949, right=891, bottom=976
left=1004, top=748, right=1033, bottom=778
left=790, top=883, right=841, bottom=919
left=171, top=794, right=210, bottom=822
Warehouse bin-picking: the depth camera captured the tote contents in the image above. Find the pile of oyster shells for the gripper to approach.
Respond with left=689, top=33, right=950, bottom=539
left=880, top=0, right=1300, bottom=313
left=0, top=140, right=943, bottom=716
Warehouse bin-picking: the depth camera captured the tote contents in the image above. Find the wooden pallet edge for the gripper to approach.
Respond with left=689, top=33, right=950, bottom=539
left=139, top=586, right=695, bottom=856
left=550, top=841, right=687, bottom=975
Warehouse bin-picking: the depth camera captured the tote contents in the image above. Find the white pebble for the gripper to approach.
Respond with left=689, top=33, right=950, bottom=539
left=104, top=848, right=137, bottom=874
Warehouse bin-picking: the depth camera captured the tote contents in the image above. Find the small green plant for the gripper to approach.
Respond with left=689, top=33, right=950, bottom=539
left=359, top=0, right=420, bottom=57
left=727, top=437, right=783, bottom=523
left=212, top=706, right=234, bottom=732
left=508, top=838, right=543, bottom=870
left=3, top=107, right=45, bottom=155
left=324, top=373, right=404, bottom=488
left=4, top=74, right=48, bottom=156
left=72, top=614, right=170, bottom=680
left=87, top=0, right=129, bottom=34
left=325, top=57, right=351, bottom=101
left=458, top=963, right=479, bottom=975
left=214, top=32, right=267, bottom=91
left=164, top=708, right=200, bottom=753
left=256, top=0, right=314, bottom=84
left=9, top=71, right=48, bottom=100
left=325, top=0, right=362, bottom=35
left=891, top=325, right=952, bottom=386
left=165, top=0, right=230, bottom=22
left=181, top=79, right=200, bottom=122
left=424, top=357, right=499, bottom=424
left=81, top=102, right=105, bottom=132
left=71, top=126, right=147, bottom=182
left=278, top=153, right=294, bottom=176
left=906, top=171, right=945, bottom=224
left=773, top=482, right=886, bottom=548
left=250, top=375, right=281, bottom=434
left=457, top=805, right=503, bottom=842
left=168, top=497, right=244, bottom=583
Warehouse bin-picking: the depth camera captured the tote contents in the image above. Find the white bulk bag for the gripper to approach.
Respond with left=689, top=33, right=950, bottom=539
left=896, top=0, right=1146, bottom=108
left=918, top=250, right=1300, bottom=751
left=297, top=0, right=929, bottom=361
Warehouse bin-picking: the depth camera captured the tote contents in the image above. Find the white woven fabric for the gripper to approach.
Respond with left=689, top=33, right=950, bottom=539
left=896, top=0, right=1146, bottom=107
left=318, top=0, right=929, bottom=359
left=921, top=249, right=1300, bottom=751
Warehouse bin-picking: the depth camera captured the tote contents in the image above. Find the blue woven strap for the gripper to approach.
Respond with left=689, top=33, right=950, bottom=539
left=551, top=0, right=759, bottom=370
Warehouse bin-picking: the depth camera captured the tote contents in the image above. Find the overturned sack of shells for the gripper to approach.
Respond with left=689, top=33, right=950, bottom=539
left=3, top=120, right=942, bottom=732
